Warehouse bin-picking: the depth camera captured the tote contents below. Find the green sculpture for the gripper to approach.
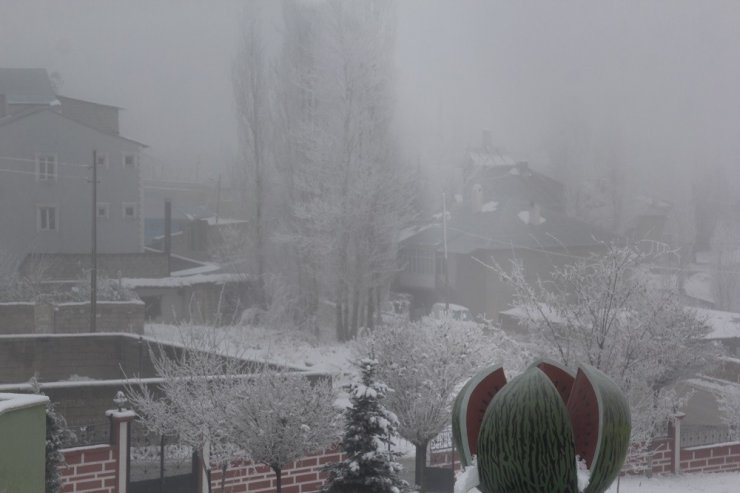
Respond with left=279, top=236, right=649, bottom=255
left=452, top=360, right=631, bottom=493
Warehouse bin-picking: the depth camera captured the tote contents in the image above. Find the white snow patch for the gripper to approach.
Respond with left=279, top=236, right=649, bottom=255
left=122, top=273, right=249, bottom=289
left=481, top=201, right=498, bottom=212
left=684, top=270, right=715, bottom=304
left=695, top=307, right=740, bottom=339
left=576, top=456, right=591, bottom=492
left=0, top=392, right=49, bottom=415
left=517, top=210, right=545, bottom=225
left=454, top=462, right=480, bottom=493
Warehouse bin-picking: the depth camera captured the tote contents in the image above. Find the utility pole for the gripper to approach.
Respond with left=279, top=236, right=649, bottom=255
left=443, top=192, right=450, bottom=311
left=90, top=150, right=98, bottom=332
left=215, top=173, right=222, bottom=222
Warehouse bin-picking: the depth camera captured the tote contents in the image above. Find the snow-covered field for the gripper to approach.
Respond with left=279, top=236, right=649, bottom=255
left=145, top=323, right=354, bottom=375
left=604, top=472, right=740, bottom=493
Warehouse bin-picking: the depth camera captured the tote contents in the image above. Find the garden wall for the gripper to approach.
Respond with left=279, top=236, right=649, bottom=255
left=0, top=301, right=144, bottom=334
left=60, top=445, right=118, bottom=493
left=205, top=449, right=346, bottom=493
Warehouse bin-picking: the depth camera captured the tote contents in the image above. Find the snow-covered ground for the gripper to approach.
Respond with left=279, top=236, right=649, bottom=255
left=603, top=472, right=740, bottom=493
left=454, top=472, right=740, bottom=493
left=145, top=323, right=354, bottom=376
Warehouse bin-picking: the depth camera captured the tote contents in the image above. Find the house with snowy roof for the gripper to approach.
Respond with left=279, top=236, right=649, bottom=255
left=397, top=136, right=611, bottom=319
left=0, top=68, right=147, bottom=273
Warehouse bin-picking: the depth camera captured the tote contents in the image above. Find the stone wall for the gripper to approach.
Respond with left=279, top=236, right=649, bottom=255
left=0, top=301, right=144, bottom=334
left=0, top=302, right=35, bottom=334
left=53, top=301, right=144, bottom=333
left=20, top=252, right=169, bottom=280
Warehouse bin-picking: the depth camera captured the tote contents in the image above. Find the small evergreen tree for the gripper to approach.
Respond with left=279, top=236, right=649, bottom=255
left=45, top=403, right=69, bottom=493
left=323, top=358, right=407, bottom=493
left=30, top=377, right=71, bottom=493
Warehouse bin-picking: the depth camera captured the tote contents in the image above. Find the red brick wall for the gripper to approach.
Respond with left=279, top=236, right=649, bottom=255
left=207, top=449, right=346, bottom=493
left=680, top=442, right=740, bottom=473
left=429, top=438, right=740, bottom=476
left=59, top=444, right=117, bottom=493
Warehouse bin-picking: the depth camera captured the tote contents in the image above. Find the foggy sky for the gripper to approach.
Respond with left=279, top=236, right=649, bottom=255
left=2, top=0, right=740, bottom=199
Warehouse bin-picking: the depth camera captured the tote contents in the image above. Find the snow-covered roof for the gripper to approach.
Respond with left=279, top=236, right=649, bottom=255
left=122, top=273, right=250, bottom=289
left=0, top=392, right=49, bottom=415
left=204, top=217, right=248, bottom=226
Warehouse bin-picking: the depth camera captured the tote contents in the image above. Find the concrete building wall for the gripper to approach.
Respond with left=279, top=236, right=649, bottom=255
left=0, top=109, right=142, bottom=260
left=0, top=394, right=48, bottom=493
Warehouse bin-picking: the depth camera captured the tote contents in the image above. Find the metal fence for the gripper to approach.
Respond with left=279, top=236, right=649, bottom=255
left=61, top=423, right=111, bottom=448
left=681, top=424, right=736, bottom=448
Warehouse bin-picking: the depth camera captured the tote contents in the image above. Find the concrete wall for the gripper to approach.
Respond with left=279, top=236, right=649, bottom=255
left=0, top=109, right=142, bottom=259
left=0, top=393, right=48, bottom=493
left=20, top=252, right=169, bottom=280
left=0, top=302, right=35, bottom=334
left=0, top=301, right=144, bottom=335
left=0, top=334, right=150, bottom=384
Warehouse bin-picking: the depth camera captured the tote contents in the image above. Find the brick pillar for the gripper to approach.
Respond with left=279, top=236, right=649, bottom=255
left=673, top=412, right=686, bottom=474
left=106, top=409, right=137, bottom=493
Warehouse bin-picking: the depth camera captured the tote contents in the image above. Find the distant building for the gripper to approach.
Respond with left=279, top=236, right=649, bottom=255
left=397, top=135, right=610, bottom=319
left=0, top=68, right=145, bottom=265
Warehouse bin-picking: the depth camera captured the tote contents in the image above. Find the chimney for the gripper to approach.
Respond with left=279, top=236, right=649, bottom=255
left=471, top=183, right=483, bottom=213
left=164, top=199, right=172, bottom=275
left=482, top=129, right=493, bottom=152
left=0, top=94, right=7, bottom=118
left=529, top=201, right=541, bottom=225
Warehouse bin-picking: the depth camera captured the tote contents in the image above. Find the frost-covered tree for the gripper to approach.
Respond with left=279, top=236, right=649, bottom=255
left=360, top=319, right=525, bottom=488
left=718, top=383, right=740, bottom=440
left=323, top=358, right=407, bottom=493
left=232, top=371, right=339, bottom=493
left=494, top=244, right=716, bottom=455
left=126, top=332, right=248, bottom=492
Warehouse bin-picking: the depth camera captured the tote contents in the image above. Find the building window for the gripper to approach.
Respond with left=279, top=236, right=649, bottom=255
left=96, top=202, right=109, bottom=219
left=123, top=153, right=138, bottom=169
left=36, top=154, right=57, bottom=181
left=122, top=202, right=138, bottom=219
left=37, top=205, right=57, bottom=231
left=95, top=153, right=108, bottom=168
left=400, top=247, right=436, bottom=276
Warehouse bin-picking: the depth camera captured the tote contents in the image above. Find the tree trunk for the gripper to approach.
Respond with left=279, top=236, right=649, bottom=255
left=415, top=441, right=428, bottom=491
left=273, top=465, right=283, bottom=493
left=220, top=463, right=227, bottom=493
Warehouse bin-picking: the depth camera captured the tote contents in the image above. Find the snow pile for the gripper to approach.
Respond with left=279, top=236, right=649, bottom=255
left=454, top=462, right=480, bottom=493
left=576, top=456, right=591, bottom=492
left=481, top=201, right=498, bottom=212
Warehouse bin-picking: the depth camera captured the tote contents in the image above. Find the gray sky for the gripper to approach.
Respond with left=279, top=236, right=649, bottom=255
left=2, top=0, right=740, bottom=195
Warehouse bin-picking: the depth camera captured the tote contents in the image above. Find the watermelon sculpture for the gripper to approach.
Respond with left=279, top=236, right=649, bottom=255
left=452, top=359, right=630, bottom=493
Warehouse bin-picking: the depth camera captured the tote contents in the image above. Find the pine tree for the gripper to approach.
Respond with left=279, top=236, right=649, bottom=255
left=323, top=358, right=407, bottom=493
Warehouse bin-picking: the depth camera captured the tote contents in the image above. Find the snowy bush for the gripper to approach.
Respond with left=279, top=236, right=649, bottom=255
left=496, top=243, right=718, bottom=456
left=358, top=317, right=526, bottom=487
left=232, top=370, right=339, bottom=493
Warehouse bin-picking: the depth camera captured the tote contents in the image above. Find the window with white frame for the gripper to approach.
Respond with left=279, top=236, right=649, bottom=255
left=122, top=153, right=138, bottom=169
left=96, top=202, right=109, bottom=219
left=95, top=153, right=108, bottom=168
left=37, top=205, right=58, bottom=231
left=36, top=154, right=57, bottom=181
left=122, top=202, right=138, bottom=219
